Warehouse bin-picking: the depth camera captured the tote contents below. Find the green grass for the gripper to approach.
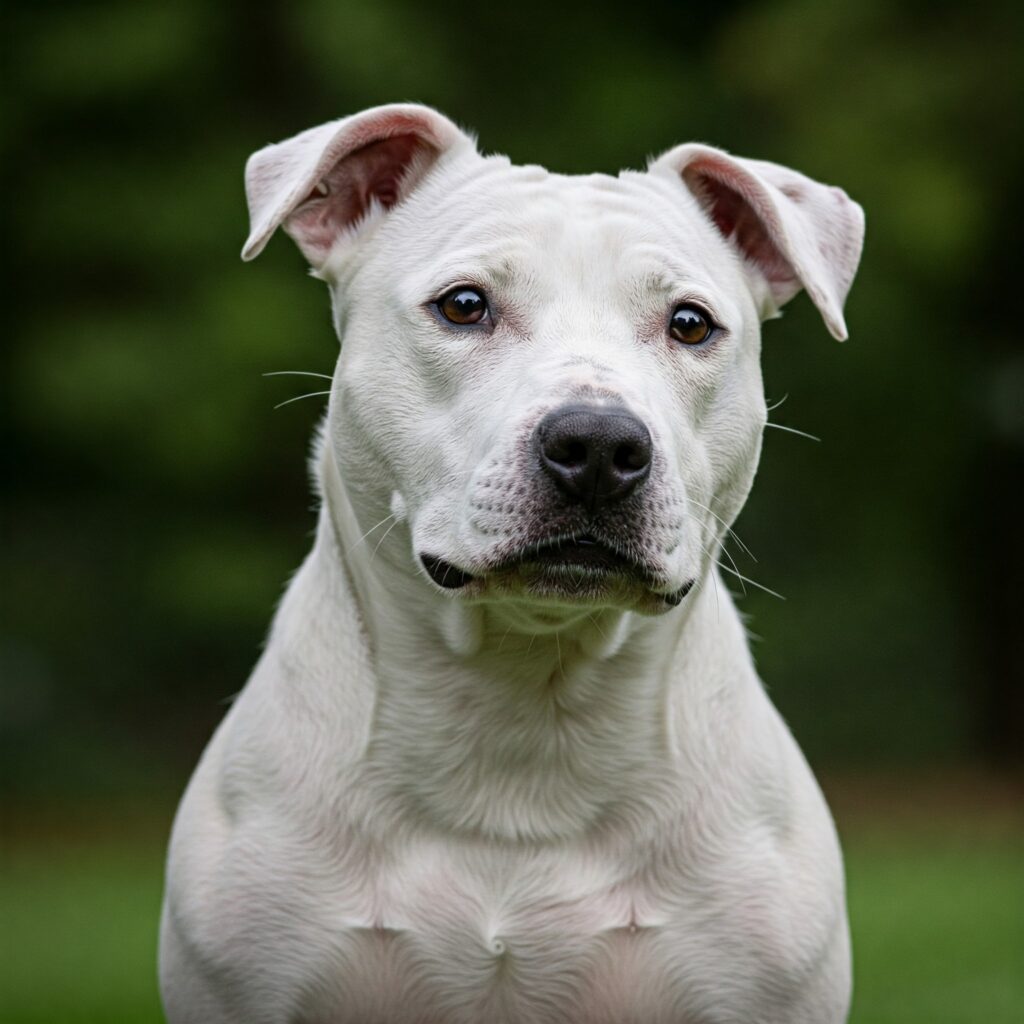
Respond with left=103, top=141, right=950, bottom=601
left=846, top=830, right=1023, bottom=1024
left=1, top=817, right=1020, bottom=1023
left=1, top=827, right=166, bottom=1024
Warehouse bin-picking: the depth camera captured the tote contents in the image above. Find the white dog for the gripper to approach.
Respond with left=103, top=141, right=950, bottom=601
left=159, top=103, right=864, bottom=1024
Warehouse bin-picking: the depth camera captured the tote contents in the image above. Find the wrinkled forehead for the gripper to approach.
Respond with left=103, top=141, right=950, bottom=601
left=374, top=155, right=743, bottom=308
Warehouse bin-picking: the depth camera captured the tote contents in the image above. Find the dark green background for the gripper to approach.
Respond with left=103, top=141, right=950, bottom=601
left=5, top=0, right=1021, bottom=799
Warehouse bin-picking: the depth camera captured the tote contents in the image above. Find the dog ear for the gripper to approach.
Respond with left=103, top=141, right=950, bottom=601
left=242, top=104, right=475, bottom=265
left=651, top=144, right=864, bottom=340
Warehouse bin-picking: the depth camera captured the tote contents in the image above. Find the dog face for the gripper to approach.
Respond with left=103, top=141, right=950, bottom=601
left=244, top=105, right=863, bottom=619
left=329, top=164, right=768, bottom=617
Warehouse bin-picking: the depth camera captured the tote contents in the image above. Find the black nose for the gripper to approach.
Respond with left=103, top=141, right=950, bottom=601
left=536, top=404, right=653, bottom=511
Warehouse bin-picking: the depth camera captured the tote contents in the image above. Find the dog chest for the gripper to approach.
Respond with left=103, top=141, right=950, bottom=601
left=295, top=834, right=696, bottom=1024
left=305, top=922, right=689, bottom=1024
left=292, top=824, right=814, bottom=1024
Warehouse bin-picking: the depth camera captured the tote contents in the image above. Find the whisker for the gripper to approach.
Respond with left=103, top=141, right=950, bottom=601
left=765, top=422, right=821, bottom=443
left=688, top=497, right=756, bottom=562
left=696, top=538, right=721, bottom=620
left=346, top=512, right=398, bottom=554
left=697, top=518, right=747, bottom=595
left=369, top=517, right=401, bottom=561
left=496, top=623, right=515, bottom=655
left=274, top=390, right=331, bottom=409
left=717, top=542, right=746, bottom=595
left=716, top=562, right=786, bottom=601
left=765, top=394, right=789, bottom=413
left=263, top=370, right=334, bottom=381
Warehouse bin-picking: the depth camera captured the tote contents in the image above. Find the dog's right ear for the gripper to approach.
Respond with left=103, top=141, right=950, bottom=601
left=650, top=144, right=864, bottom=341
left=241, top=104, right=475, bottom=266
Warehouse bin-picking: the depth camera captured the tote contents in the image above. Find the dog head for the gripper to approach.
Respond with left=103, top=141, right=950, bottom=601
left=243, top=104, right=863, bottom=621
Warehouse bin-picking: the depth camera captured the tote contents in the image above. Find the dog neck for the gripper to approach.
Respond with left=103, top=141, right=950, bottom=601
left=301, top=441, right=746, bottom=843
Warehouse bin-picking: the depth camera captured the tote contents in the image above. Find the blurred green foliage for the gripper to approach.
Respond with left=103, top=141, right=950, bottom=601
left=3, top=0, right=1023, bottom=800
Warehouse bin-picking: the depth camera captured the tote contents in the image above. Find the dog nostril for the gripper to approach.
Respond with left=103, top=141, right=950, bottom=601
left=613, top=442, right=647, bottom=472
left=544, top=436, right=589, bottom=468
left=561, top=441, right=587, bottom=467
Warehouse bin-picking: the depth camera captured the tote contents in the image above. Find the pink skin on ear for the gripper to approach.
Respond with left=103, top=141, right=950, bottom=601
left=692, top=170, right=797, bottom=292
left=290, top=133, right=428, bottom=257
left=241, top=104, right=473, bottom=264
left=653, top=143, right=865, bottom=341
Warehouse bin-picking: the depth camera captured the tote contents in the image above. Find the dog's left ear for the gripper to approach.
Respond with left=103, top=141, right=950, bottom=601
left=650, top=145, right=864, bottom=340
left=242, top=103, right=475, bottom=266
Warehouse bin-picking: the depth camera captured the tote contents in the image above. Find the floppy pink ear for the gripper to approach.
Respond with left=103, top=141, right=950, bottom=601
left=242, top=103, right=475, bottom=265
left=651, top=144, right=864, bottom=340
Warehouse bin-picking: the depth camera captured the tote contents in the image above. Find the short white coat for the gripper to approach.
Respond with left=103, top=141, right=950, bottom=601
left=160, top=104, right=864, bottom=1024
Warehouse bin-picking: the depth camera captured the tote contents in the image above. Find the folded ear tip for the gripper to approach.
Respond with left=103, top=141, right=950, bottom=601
left=828, top=317, right=849, bottom=341
left=241, top=233, right=267, bottom=261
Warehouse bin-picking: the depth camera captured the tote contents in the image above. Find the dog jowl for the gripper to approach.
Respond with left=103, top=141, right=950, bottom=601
left=160, top=105, right=864, bottom=1024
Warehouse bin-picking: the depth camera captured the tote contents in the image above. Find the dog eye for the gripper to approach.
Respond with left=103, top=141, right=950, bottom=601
left=669, top=304, right=714, bottom=345
left=438, top=288, right=488, bottom=325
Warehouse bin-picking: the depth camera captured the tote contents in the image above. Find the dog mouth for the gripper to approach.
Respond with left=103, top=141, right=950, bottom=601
left=420, top=554, right=477, bottom=590
left=420, top=536, right=693, bottom=607
left=422, top=535, right=630, bottom=586
left=502, top=535, right=638, bottom=574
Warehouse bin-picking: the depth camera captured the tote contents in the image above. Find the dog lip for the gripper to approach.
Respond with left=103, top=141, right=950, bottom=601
left=497, top=535, right=638, bottom=574
left=662, top=579, right=695, bottom=606
left=420, top=554, right=475, bottom=589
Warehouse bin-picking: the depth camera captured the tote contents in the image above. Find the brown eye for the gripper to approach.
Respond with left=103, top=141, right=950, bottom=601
left=669, top=304, right=713, bottom=345
left=438, top=288, right=488, bottom=325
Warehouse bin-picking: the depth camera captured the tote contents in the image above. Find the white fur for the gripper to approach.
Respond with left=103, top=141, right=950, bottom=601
left=160, top=105, right=864, bottom=1023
